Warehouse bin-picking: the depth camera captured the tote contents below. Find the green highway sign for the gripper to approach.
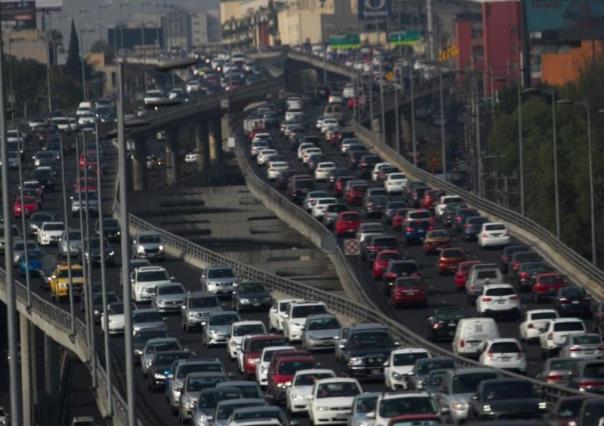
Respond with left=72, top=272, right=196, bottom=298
left=389, top=30, right=422, bottom=46
left=328, top=34, right=360, bottom=49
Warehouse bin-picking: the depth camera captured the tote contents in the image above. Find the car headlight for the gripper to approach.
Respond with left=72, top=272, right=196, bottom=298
left=240, top=298, right=250, bottom=304
left=453, top=402, right=468, bottom=410
left=482, top=404, right=491, bottom=413
left=158, top=245, right=164, bottom=251
left=538, top=401, right=548, bottom=410
left=392, top=372, right=402, bottom=380
left=154, top=372, right=165, bottom=379
left=109, top=250, right=115, bottom=256
left=137, top=246, right=145, bottom=253
left=348, top=357, right=365, bottom=366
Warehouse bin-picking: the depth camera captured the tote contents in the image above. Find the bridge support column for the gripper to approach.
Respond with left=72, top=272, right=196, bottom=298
left=208, top=119, right=222, bottom=165
left=221, top=114, right=231, bottom=152
left=132, top=137, right=148, bottom=191
left=20, top=314, right=34, bottom=426
left=195, top=121, right=209, bottom=171
left=165, top=128, right=180, bottom=185
left=401, top=114, right=412, bottom=153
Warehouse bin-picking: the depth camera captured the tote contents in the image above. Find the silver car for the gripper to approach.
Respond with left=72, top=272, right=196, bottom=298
left=559, top=334, right=604, bottom=359
left=202, top=311, right=241, bottom=346
left=167, top=358, right=225, bottom=415
left=133, top=308, right=167, bottom=336
left=58, top=229, right=83, bottom=258
left=435, top=368, right=499, bottom=423
left=12, top=239, right=40, bottom=266
left=213, top=399, right=267, bottom=426
left=132, top=231, right=164, bottom=259
left=348, top=392, right=380, bottom=426
left=178, top=372, right=229, bottom=423
left=216, top=381, right=263, bottom=399
left=140, top=337, right=182, bottom=376
left=192, top=387, right=242, bottom=426
left=200, top=265, right=238, bottom=296
left=466, top=264, right=503, bottom=301
left=302, top=313, right=341, bottom=351
left=180, top=292, right=223, bottom=332
left=70, top=191, right=99, bottom=217
left=153, top=282, right=186, bottom=312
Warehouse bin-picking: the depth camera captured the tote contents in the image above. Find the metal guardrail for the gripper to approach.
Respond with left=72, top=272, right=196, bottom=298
left=351, top=122, right=604, bottom=302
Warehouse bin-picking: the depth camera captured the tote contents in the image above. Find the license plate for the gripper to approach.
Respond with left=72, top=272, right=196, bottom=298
left=497, top=300, right=505, bottom=304
left=448, top=322, right=456, bottom=327
left=572, top=301, right=580, bottom=304
left=501, top=356, right=511, bottom=361
left=585, top=350, right=594, bottom=354
left=335, top=415, right=348, bottom=420
left=370, top=369, right=381, bottom=375
left=253, top=303, right=260, bottom=307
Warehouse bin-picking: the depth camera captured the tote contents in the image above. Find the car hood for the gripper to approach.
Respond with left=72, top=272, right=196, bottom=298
left=313, top=396, right=355, bottom=408
left=292, top=385, right=313, bottom=397
left=306, top=329, right=339, bottom=340
left=157, top=294, right=185, bottom=303
left=348, top=348, right=392, bottom=358
left=189, top=306, right=222, bottom=315
left=134, top=321, right=165, bottom=330
left=391, top=365, right=414, bottom=375
left=140, top=243, right=161, bottom=249
left=239, top=291, right=270, bottom=299
left=207, top=277, right=236, bottom=284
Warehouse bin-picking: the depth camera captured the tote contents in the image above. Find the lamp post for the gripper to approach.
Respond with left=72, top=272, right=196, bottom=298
left=409, top=58, right=417, bottom=165
left=548, top=90, right=561, bottom=239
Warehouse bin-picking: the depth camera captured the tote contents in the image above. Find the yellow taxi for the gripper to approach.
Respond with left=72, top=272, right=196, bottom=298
left=48, top=263, right=85, bottom=300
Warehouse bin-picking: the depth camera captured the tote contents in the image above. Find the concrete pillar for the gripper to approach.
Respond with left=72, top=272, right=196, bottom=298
left=44, top=334, right=59, bottom=423
left=20, top=314, right=33, bottom=426
left=165, top=128, right=180, bottom=185
left=195, top=121, right=209, bottom=171
left=221, top=113, right=232, bottom=152
left=208, top=119, right=222, bottom=165
left=401, top=114, right=412, bottom=151
left=132, top=138, right=148, bottom=191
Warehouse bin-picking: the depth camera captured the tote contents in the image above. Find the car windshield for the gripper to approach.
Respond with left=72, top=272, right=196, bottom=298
left=483, top=382, right=537, bottom=400
left=239, top=283, right=266, bottom=293
left=561, top=288, right=586, bottom=298
left=554, top=321, right=584, bottom=332
left=177, top=361, right=223, bottom=378
left=531, top=312, right=558, bottom=320
left=489, top=342, right=521, bottom=353
left=139, top=234, right=160, bottom=243
left=190, top=297, right=219, bottom=308
left=138, top=271, right=169, bottom=282
left=156, top=352, right=187, bottom=367
left=583, top=363, right=604, bottom=378
left=278, top=360, right=314, bottom=375
left=316, top=382, right=359, bottom=398
left=197, top=389, right=241, bottom=409
left=295, top=372, right=334, bottom=386
left=435, top=308, right=464, bottom=320
left=296, top=180, right=314, bottom=189
left=485, top=287, right=514, bottom=296
left=108, top=304, right=124, bottom=315
left=43, top=223, right=64, bottom=231
left=416, top=359, right=455, bottom=375
left=349, top=331, right=392, bottom=349
left=390, top=262, right=418, bottom=274
left=540, top=275, right=563, bottom=284
left=133, top=329, right=166, bottom=344
left=57, top=268, right=83, bottom=278
left=308, top=317, right=340, bottom=330
left=574, top=335, right=601, bottom=345
left=378, top=396, right=438, bottom=417
left=234, top=324, right=265, bottom=336
left=158, top=285, right=184, bottom=295
left=208, top=268, right=234, bottom=279
left=216, top=402, right=264, bottom=420
left=373, top=238, right=397, bottom=247
left=249, top=338, right=284, bottom=352
left=134, top=311, right=163, bottom=323
left=452, top=372, right=498, bottom=393
left=393, top=352, right=429, bottom=366
left=485, top=224, right=505, bottom=231
left=210, top=314, right=239, bottom=325
left=476, top=270, right=498, bottom=279
left=292, top=305, right=327, bottom=318
left=150, top=341, right=179, bottom=352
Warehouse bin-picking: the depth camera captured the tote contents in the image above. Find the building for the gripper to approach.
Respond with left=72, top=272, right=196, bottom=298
left=85, top=52, right=117, bottom=96
left=191, top=10, right=221, bottom=46
left=538, top=40, right=603, bottom=86
left=454, top=0, right=522, bottom=97
left=161, top=9, right=192, bottom=50
left=108, top=26, right=164, bottom=52
left=2, top=29, right=57, bottom=65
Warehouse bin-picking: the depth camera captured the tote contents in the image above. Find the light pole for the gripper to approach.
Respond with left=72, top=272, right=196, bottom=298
left=409, top=58, right=417, bottom=165
left=379, top=65, right=386, bottom=145
left=518, top=84, right=525, bottom=216
left=547, top=89, right=561, bottom=239
left=438, top=62, right=446, bottom=176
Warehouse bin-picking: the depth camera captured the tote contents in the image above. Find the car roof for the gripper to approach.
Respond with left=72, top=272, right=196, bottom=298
left=138, top=231, right=160, bottom=236
left=217, top=398, right=266, bottom=407
left=136, top=266, right=166, bottom=272
left=349, top=322, right=388, bottom=331
left=391, top=348, right=430, bottom=355
left=380, top=391, right=431, bottom=400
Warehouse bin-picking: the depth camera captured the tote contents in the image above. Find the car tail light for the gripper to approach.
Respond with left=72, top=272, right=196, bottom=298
left=528, top=323, right=534, bottom=329
left=510, top=295, right=519, bottom=300
left=459, top=339, right=465, bottom=348
left=482, top=297, right=492, bottom=303
left=482, top=233, right=488, bottom=238
left=547, top=374, right=562, bottom=382
left=570, top=347, right=581, bottom=352
left=516, top=353, right=523, bottom=359
left=547, top=332, right=554, bottom=340
left=487, top=353, right=494, bottom=360
left=559, top=298, right=568, bottom=304
left=406, top=227, right=413, bottom=233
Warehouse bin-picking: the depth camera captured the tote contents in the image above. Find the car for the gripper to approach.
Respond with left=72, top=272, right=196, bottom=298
left=384, top=348, right=430, bottom=391
left=402, top=219, right=430, bottom=244
left=212, top=398, right=267, bottom=426
left=349, top=392, right=380, bottom=426
left=500, top=244, right=529, bottom=274
left=576, top=396, right=604, bottom=426
left=178, top=372, right=228, bottom=422
left=269, top=298, right=305, bottom=332
left=466, top=264, right=504, bottom=303
left=462, top=216, right=489, bottom=240
left=479, top=338, right=527, bottom=373
left=535, top=357, right=578, bottom=385
left=568, top=359, right=604, bottom=394
left=453, top=317, right=500, bottom=358
left=133, top=328, right=167, bottom=359
left=362, top=194, right=388, bottom=218
left=345, top=183, right=368, bottom=206
left=539, top=318, right=586, bottom=357
left=227, top=321, right=266, bottom=359
left=516, top=262, right=555, bottom=292
left=95, top=217, right=120, bottom=241
left=69, top=191, right=98, bottom=217
left=101, top=302, right=126, bottom=335
left=267, top=352, right=316, bottom=402
left=13, top=196, right=39, bottom=218
left=301, top=313, right=341, bottom=351
left=226, top=405, right=288, bottom=426
left=453, top=208, right=480, bottom=231
left=467, top=379, right=547, bottom=420
left=58, top=229, right=83, bottom=258
left=372, top=250, right=404, bottom=279
left=303, top=190, right=329, bottom=212
left=286, top=369, right=336, bottom=414
left=435, top=195, right=463, bottom=218
left=307, top=378, right=362, bottom=425
left=554, top=287, right=592, bottom=318
left=372, top=162, right=392, bottom=180
left=519, top=309, right=559, bottom=342
left=382, top=260, right=421, bottom=295
left=373, top=391, right=441, bottom=426
left=180, top=291, right=223, bottom=332
left=232, top=281, right=272, bottom=312
left=202, top=311, right=241, bottom=346
left=27, top=211, right=55, bottom=235
left=131, top=266, right=172, bottom=303
left=559, top=333, right=604, bottom=359
left=314, top=162, right=336, bottom=180
left=478, top=222, right=511, bottom=247
left=87, top=290, right=119, bottom=323
left=83, top=238, right=116, bottom=265
left=323, top=203, right=348, bottom=228
left=427, top=306, right=465, bottom=341
left=255, top=345, right=296, bottom=386
left=216, top=380, right=264, bottom=400
left=311, top=197, right=338, bottom=219
left=267, top=161, right=289, bottom=180
left=384, top=201, right=408, bottom=225
left=435, top=368, right=499, bottom=424
left=17, top=247, right=43, bottom=278
left=509, top=251, right=543, bottom=281
left=546, top=396, right=587, bottom=426
left=132, top=231, right=164, bottom=259
left=283, top=302, right=327, bottom=342
left=437, top=247, right=466, bottom=275
left=362, top=235, right=399, bottom=264
left=390, top=277, right=428, bottom=307
left=191, top=386, right=242, bottom=426
left=475, top=284, right=521, bottom=318
left=140, top=337, right=182, bottom=376
left=454, top=260, right=481, bottom=290
left=132, top=308, right=167, bottom=335
left=47, top=263, right=85, bottom=300
left=33, top=166, right=56, bottom=191
left=200, top=265, right=238, bottom=296
left=152, top=282, right=186, bottom=312
left=422, top=230, right=451, bottom=255
left=532, top=272, right=567, bottom=302
left=356, top=222, right=385, bottom=244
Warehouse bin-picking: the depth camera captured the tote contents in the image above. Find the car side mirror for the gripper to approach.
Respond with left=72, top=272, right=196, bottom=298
left=471, top=394, right=478, bottom=401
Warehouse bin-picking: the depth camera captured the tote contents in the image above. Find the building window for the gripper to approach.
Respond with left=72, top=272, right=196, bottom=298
left=471, top=27, right=482, bottom=39
left=472, top=46, right=483, bottom=60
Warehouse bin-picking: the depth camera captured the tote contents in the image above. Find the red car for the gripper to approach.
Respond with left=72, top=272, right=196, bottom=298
left=532, top=272, right=567, bottom=302
left=74, top=177, right=97, bottom=192
left=455, top=260, right=481, bottom=290
left=334, top=176, right=354, bottom=197
left=392, top=208, right=412, bottom=231
left=437, top=247, right=467, bottom=275
left=13, top=196, right=40, bottom=218
left=372, top=250, right=403, bottom=279
left=391, top=277, right=428, bottom=307
left=422, top=229, right=452, bottom=254
left=344, top=184, right=367, bottom=205
left=335, top=211, right=361, bottom=237
left=421, top=189, right=445, bottom=211
left=267, top=354, right=315, bottom=402
left=240, top=334, right=286, bottom=376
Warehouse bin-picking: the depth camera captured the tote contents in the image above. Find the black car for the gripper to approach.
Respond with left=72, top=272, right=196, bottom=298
left=468, top=379, right=547, bottom=420
left=232, top=281, right=272, bottom=312
left=500, top=245, right=529, bottom=274
left=133, top=328, right=168, bottom=360
left=427, top=306, right=465, bottom=341
left=407, top=357, right=456, bottom=390
left=96, top=217, right=120, bottom=241
left=555, top=287, right=592, bottom=318
left=148, top=350, right=190, bottom=391
left=84, top=238, right=116, bottom=266
left=82, top=290, right=120, bottom=323
left=462, top=216, right=489, bottom=240
left=362, top=195, right=387, bottom=219
left=361, top=235, right=399, bottom=263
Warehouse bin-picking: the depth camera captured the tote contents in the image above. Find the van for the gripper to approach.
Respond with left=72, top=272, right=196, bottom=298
left=466, top=263, right=504, bottom=302
left=323, top=103, right=344, bottom=121
left=453, top=317, right=500, bottom=358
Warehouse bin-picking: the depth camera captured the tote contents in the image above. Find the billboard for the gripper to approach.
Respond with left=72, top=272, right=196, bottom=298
left=1, top=1, right=35, bottom=32
left=36, top=0, right=63, bottom=9
left=328, top=33, right=361, bottom=49
left=525, top=0, right=604, bottom=40
left=358, top=0, right=390, bottom=20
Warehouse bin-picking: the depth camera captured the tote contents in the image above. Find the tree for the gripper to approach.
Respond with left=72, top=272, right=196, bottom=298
left=65, top=19, right=81, bottom=79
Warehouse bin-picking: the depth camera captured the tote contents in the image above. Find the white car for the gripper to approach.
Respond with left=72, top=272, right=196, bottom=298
left=374, top=392, right=440, bottom=426
left=143, top=89, right=166, bottom=105
left=519, top=309, right=559, bottom=342
left=302, top=190, right=329, bottom=212
left=372, top=163, right=391, bottom=181
left=302, top=147, right=322, bottom=164
left=286, top=369, right=336, bottom=414
left=475, top=284, right=521, bottom=318
left=384, top=173, right=408, bottom=194
left=256, top=345, right=295, bottom=386
left=131, top=266, right=172, bottom=303
left=267, top=161, right=289, bottom=180
left=297, top=143, right=315, bottom=160
left=435, top=195, right=463, bottom=218
left=314, top=162, right=336, bottom=181
left=355, top=223, right=384, bottom=244
left=384, top=348, right=431, bottom=390
left=479, top=338, right=527, bottom=374
left=559, top=333, right=604, bottom=359
left=478, top=222, right=511, bottom=247
left=320, top=118, right=338, bottom=133
left=227, top=321, right=266, bottom=359
left=540, top=318, right=587, bottom=356
left=308, top=378, right=362, bottom=425
left=256, top=149, right=278, bottom=166
left=283, top=302, right=327, bottom=342
left=251, top=140, right=270, bottom=157
left=311, top=197, right=338, bottom=219
left=340, top=139, right=360, bottom=155
left=269, top=299, right=304, bottom=332
left=37, top=221, right=65, bottom=246
left=101, top=302, right=125, bottom=335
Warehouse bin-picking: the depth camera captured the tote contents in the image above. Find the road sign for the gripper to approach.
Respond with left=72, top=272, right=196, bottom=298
left=385, top=72, right=395, bottom=82
left=389, top=31, right=422, bottom=46
left=328, top=34, right=360, bottom=50
left=344, top=239, right=360, bottom=256
left=438, top=45, right=459, bottom=61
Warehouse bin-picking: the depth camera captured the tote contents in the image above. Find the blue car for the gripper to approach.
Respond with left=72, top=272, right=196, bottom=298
left=403, top=219, right=430, bottom=244
left=17, top=249, right=43, bottom=277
